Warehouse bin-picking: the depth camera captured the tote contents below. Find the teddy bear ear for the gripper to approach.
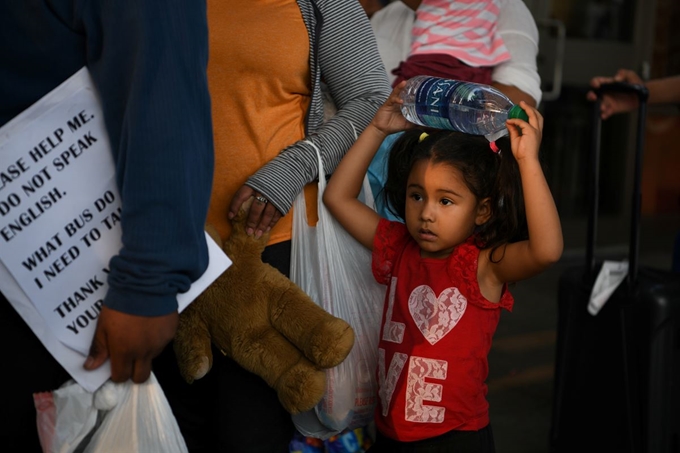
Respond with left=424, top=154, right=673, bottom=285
left=204, top=224, right=223, bottom=247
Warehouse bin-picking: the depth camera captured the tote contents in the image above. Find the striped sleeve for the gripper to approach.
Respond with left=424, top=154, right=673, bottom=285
left=245, top=0, right=391, bottom=215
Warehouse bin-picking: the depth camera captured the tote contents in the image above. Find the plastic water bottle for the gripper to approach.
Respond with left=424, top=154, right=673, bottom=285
left=400, top=75, right=529, bottom=141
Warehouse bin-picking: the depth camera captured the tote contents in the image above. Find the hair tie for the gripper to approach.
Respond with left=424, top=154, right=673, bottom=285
left=419, top=132, right=429, bottom=143
left=489, top=141, right=500, bottom=154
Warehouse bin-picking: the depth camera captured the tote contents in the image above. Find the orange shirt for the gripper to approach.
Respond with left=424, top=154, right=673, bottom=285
left=207, top=0, right=315, bottom=244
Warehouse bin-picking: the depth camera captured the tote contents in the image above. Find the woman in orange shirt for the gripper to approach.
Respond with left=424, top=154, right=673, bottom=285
left=153, top=1, right=391, bottom=452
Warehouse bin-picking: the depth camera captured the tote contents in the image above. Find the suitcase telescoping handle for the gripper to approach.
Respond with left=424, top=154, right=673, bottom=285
left=587, top=82, right=649, bottom=289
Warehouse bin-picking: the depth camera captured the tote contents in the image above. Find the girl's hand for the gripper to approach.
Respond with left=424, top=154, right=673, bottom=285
left=370, top=81, right=415, bottom=136
left=228, top=184, right=282, bottom=239
left=506, top=101, right=543, bottom=162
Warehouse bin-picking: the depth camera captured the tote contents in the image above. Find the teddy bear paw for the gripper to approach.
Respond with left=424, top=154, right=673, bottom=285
left=192, top=356, right=211, bottom=380
left=276, top=364, right=327, bottom=414
left=177, top=354, right=212, bottom=384
left=307, top=319, right=355, bottom=369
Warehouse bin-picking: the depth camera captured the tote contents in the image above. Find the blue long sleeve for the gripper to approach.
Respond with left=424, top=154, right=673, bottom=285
left=0, top=0, right=215, bottom=316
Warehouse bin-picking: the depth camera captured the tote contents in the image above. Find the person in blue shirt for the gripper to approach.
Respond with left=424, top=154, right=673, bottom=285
left=0, top=1, right=215, bottom=451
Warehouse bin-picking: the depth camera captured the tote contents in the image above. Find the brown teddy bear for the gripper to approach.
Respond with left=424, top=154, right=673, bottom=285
left=173, top=199, right=355, bottom=414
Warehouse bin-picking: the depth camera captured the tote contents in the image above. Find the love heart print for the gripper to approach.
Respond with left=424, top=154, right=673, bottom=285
left=408, top=285, right=467, bottom=345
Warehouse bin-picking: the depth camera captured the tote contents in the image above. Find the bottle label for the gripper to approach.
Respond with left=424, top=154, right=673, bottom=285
left=414, top=78, right=462, bottom=129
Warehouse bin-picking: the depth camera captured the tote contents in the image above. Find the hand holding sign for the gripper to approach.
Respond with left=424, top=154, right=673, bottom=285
left=84, top=307, right=179, bottom=383
left=0, top=68, right=231, bottom=391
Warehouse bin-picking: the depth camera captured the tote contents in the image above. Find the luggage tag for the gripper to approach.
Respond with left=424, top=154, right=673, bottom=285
left=588, top=260, right=629, bottom=316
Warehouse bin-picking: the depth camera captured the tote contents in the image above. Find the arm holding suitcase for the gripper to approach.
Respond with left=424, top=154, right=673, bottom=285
left=587, top=68, right=680, bottom=119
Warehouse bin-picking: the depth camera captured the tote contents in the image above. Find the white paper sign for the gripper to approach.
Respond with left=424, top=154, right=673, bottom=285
left=0, top=67, right=231, bottom=391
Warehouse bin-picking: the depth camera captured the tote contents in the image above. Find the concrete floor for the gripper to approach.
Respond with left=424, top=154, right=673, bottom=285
left=486, top=213, right=680, bottom=453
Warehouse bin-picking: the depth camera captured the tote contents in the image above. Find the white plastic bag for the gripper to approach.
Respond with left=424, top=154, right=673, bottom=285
left=290, top=140, right=385, bottom=439
left=34, top=380, right=99, bottom=453
left=34, top=372, right=188, bottom=453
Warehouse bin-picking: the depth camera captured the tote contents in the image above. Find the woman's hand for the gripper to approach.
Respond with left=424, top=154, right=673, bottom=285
left=228, top=185, right=282, bottom=239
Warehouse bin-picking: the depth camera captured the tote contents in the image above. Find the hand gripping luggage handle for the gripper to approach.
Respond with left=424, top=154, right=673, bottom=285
left=593, top=81, right=650, bottom=99
left=587, top=82, right=649, bottom=289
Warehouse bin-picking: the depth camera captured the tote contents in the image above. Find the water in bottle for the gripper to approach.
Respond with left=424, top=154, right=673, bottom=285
left=400, top=75, right=528, bottom=141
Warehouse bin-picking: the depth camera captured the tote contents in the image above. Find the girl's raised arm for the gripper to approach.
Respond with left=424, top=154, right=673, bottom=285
left=487, top=102, right=563, bottom=283
left=323, top=83, right=413, bottom=250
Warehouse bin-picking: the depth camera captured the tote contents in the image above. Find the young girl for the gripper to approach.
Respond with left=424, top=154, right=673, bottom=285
left=323, top=83, right=562, bottom=452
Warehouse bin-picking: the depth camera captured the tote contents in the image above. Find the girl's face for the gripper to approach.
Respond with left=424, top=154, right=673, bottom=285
left=405, top=160, right=490, bottom=259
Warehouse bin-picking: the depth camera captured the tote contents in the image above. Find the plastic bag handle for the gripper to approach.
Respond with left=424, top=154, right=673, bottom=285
left=302, top=121, right=376, bottom=210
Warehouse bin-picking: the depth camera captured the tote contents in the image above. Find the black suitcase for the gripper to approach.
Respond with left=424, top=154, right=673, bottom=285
left=549, top=82, right=680, bottom=453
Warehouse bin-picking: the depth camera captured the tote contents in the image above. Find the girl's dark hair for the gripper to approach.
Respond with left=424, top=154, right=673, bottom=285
left=382, top=128, right=528, bottom=259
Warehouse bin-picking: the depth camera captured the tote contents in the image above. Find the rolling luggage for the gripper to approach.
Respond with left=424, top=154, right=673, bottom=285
left=549, top=82, right=680, bottom=453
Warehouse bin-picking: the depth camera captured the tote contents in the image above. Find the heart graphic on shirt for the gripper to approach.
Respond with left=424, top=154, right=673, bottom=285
left=408, top=285, right=467, bottom=345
